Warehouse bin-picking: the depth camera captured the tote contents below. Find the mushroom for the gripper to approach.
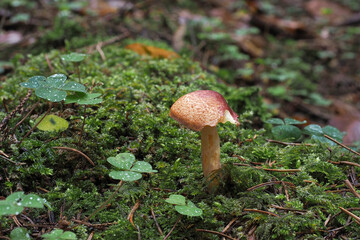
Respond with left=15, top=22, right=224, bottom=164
left=170, top=90, right=239, bottom=189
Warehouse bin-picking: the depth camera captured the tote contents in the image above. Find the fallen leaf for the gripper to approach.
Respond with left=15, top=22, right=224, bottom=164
left=125, top=43, right=179, bottom=59
left=36, top=114, right=69, bottom=132
left=305, top=0, right=352, bottom=25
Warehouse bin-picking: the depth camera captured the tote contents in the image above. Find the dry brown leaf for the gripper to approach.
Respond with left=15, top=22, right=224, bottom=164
left=125, top=43, right=180, bottom=59
left=305, top=0, right=352, bottom=25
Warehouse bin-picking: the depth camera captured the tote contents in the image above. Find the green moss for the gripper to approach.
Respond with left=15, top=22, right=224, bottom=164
left=1, top=40, right=359, bottom=239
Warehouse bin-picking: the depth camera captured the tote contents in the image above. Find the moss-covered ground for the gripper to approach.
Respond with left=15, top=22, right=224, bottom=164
left=1, top=40, right=360, bottom=239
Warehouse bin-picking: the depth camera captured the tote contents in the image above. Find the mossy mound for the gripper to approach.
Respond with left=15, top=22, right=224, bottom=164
left=1, top=41, right=359, bottom=239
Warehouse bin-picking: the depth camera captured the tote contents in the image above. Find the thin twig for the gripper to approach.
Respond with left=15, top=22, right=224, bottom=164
left=0, top=89, right=32, bottom=131
left=78, top=105, right=87, bottom=147
left=221, top=218, right=238, bottom=240
left=96, top=42, right=106, bottom=61
left=151, top=207, right=163, bottom=236
left=45, top=54, right=54, bottom=72
left=12, top=100, right=41, bottom=136
left=233, top=163, right=300, bottom=172
left=18, top=102, right=53, bottom=146
left=196, top=229, right=237, bottom=240
left=86, top=231, right=94, bottom=240
left=266, top=139, right=315, bottom=146
left=344, top=179, right=360, bottom=199
left=328, top=160, right=360, bottom=168
left=72, top=219, right=116, bottom=228
left=270, top=205, right=307, bottom=213
left=247, top=181, right=295, bottom=191
left=262, top=168, right=300, bottom=172
left=324, top=134, right=360, bottom=156
left=163, top=216, right=181, bottom=240
left=85, top=181, right=124, bottom=221
left=0, top=153, right=25, bottom=165
left=282, top=181, right=290, bottom=201
left=127, top=200, right=141, bottom=228
left=52, top=146, right=95, bottom=166
left=339, top=207, right=360, bottom=225
left=243, top=208, right=281, bottom=218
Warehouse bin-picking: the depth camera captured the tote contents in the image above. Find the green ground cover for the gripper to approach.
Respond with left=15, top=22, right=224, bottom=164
left=1, top=41, right=360, bottom=239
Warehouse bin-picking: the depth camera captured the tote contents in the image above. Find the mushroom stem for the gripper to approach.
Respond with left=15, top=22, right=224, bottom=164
left=201, top=126, right=221, bottom=182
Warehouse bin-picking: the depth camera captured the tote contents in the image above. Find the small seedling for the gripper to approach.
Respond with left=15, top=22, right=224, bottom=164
left=266, top=118, right=307, bottom=142
left=86, top=153, right=157, bottom=220
left=165, top=194, right=203, bottom=217
left=65, top=92, right=102, bottom=146
left=19, top=74, right=87, bottom=145
left=267, top=118, right=346, bottom=145
left=0, top=192, right=63, bottom=240
left=20, top=74, right=86, bottom=102
left=61, top=52, right=87, bottom=83
left=108, top=153, right=157, bottom=181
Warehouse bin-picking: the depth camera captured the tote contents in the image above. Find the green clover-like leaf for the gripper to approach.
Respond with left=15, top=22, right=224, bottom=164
left=65, top=92, right=102, bottom=105
left=107, top=153, right=135, bottom=170
left=20, top=76, right=46, bottom=88
left=175, top=200, right=203, bottom=217
left=131, top=161, right=158, bottom=173
left=109, top=170, right=142, bottom=181
left=21, top=74, right=87, bottom=102
left=61, top=52, right=87, bottom=62
left=165, top=194, right=186, bottom=206
left=42, top=229, right=77, bottom=240
left=0, top=192, right=46, bottom=216
left=266, top=118, right=285, bottom=125
left=284, top=118, right=307, bottom=125
left=10, top=227, right=31, bottom=240
left=272, top=125, right=302, bottom=142
left=304, top=124, right=324, bottom=136
left=323, top=125, right=345, bottom=142
left=21, top=194, right=45, bottom=208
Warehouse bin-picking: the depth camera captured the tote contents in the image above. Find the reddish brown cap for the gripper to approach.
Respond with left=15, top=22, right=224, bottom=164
left=169, top=90, right=239, bottom=131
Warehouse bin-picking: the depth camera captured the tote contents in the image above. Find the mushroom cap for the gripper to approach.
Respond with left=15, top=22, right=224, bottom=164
left=169, top=90, right=239, bottom=131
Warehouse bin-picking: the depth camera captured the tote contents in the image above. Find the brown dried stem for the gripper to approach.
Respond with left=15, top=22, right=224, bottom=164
left=18, top=101, right=53, bottom=146
left=52, top=146, right=95, bottom=166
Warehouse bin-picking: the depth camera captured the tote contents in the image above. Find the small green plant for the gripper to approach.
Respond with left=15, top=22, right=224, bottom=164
left=61, top=52, right=87, bottom=83
left=10, top=227, right=31, bottom=240
left=0, top=192, right=74, bottom=240
left=165, top=194, right=203, bottom=217
left=108, top=152, right=158, bottom=181
left=0, top=191, right=49, bottom=216
left=41, top=229, right=77, bottom=240
left=303, top=124, right=345, bottom=146
left=64, top=92, right=102, bottom=105
left=266, top=118, right=346, bottom=145
left=61, top=52, right=87, bottom=63
left=18, top=73, right=87, bottom=144
left=266, top=118, right=307, bottom=141
left=86, top=153, right=157, bottom=220
left=20, top=74, right=86, bottom=102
